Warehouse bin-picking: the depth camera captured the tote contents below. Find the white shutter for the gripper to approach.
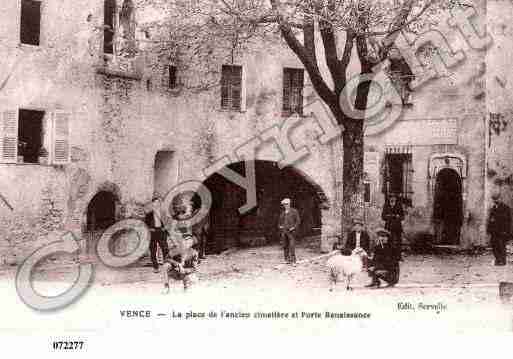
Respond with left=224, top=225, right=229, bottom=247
left=1, top=110, right=18, bottom=163
left=52, top=111, right=71, bottom=164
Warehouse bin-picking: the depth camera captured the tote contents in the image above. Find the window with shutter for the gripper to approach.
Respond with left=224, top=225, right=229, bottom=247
left=52, top=111, right=70, bottom=164
left=282, top=69, right=292, bottom=114
left=283, top=68, right=304, bottom=116
left=220, top=65, right=242, bottom=111
left=1, top=110, right=18, bottom=163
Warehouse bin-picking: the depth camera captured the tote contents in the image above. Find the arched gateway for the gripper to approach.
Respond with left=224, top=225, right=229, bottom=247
left=203, top=160, right=328, bottom=254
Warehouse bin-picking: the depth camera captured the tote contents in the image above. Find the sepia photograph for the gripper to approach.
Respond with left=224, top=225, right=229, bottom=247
left=0, top=0, right=512, bottom=355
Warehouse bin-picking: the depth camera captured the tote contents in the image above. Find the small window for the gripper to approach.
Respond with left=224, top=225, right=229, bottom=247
left=18, top=109, right=45, bottom=164
left=283, top=68, right=304, bottom=116
left=168, top=65, right=177, bottom=89
left=104, top=0, right=116, bottom=54
left=20, top=0, right=41, bottom=46
left=364, top=182, right=371, bottom=203
left=220, top=65, right=242, bottom=111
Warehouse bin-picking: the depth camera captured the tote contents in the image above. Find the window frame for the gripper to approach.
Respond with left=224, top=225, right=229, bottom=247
left=168, top=65, right=178, bottom=89
left=18, top=0, right=44, bottom=48
left=382, top=152, right=414, bottom=207
left=220, top=64, right=246, bottom=112
left=103, top=0, right=118, bottom=56
left=17, top=108, right=46, bottom=164
left=1, top=108, right=71, bottom=166
left=282, top=67, right=305, bottom=117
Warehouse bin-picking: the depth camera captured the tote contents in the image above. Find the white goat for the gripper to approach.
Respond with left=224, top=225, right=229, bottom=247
left=326, top=247, right=368, bottom=291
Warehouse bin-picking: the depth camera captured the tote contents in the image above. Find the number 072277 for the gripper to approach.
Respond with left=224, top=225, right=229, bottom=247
left=52, top=341, right=85, bottom=350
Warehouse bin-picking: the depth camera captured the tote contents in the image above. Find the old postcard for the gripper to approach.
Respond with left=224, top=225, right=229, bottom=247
left=1, top=0, right=512, bottom=355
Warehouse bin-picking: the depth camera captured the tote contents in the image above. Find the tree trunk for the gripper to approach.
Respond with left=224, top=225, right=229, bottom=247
left=341, top=120, right=365, bottom=237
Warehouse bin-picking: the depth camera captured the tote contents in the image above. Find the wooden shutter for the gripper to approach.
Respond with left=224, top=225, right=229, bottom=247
left=403, top=154, right=414, bottom=205
left=282, top=69, right=292, bottom=113
left=231, top=66, right=242, bottom=111
left=1, top=110, right=18, bottom=163
left=221, top=65, right=230, bottom=109
left=52, top=111, right=70, bottom=164
left=292, top=69, right=304, bottom=114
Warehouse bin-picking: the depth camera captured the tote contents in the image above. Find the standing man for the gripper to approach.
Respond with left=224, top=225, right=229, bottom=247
left=382, top=194, right=405, bottom=260
left=278, top=198, right=301, bottom=265
left=487, top=193, right=511, bottom=266
left=145, top=196, right=170, bottom=273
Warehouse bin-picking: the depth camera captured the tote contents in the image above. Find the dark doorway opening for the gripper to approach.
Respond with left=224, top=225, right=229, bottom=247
left=86, top=191, right=117, bottom=255
left=433, top=168, right=463, bottom=245
left=203, top=160, right=324, bottom=254
left=154, top=150, right=176, bottom=198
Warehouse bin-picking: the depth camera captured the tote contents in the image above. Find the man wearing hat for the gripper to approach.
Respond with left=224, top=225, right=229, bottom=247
left=381, top=194, right=405, bottom=260
left=278, top=198, right=301, bottom=264
left=334, top=218, right=371, bottom=255
left=366, top=228, right=400, bottom=288
left=145, top=196, right=170, bottom=273
left=487, top=192, right=511, bottom=266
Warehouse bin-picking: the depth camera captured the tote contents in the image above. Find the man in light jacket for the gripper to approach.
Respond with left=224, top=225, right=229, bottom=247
left=278, top=198, right=301, bottom=264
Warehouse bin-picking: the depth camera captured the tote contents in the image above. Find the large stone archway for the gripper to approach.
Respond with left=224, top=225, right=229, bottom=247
left=202, top=160, right=329, bottom=254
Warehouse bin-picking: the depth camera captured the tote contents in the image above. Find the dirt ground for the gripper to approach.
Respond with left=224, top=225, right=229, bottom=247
left=0, top=243, right=512, bottom=334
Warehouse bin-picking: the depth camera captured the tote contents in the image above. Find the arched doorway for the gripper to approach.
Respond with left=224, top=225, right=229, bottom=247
left=433, top=168, right=463, bottom=245
left=203, top=160, right=325, bottom=254
left=85, top=191, right=117, bottom=256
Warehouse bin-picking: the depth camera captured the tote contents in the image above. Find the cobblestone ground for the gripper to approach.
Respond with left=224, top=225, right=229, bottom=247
left=1, top=243, right=513, bottom=333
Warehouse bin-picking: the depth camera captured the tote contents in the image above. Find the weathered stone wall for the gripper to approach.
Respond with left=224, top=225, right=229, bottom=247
left=486, top=0, right=513, bottom=220
left=0, top=0, right=340, bottom=263
left=361, top=1, right=488, bottom=247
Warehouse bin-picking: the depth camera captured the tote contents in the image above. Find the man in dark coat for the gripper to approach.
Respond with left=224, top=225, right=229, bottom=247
left=382, top=194, right=405, bottom=260
left=145, top=196, right=170, bottom=273
left=334, top=218, right=371, bottom=255
left=278, top=198, right=301, bottom=264
left=366, top=228, right=400, bottom=288
left=487, top=193, right=511, bottom=266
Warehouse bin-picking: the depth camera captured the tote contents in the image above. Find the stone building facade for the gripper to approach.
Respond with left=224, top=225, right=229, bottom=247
left=0, top=0, right=511, bottom=265
left=0, top=0, right=340, bottom=263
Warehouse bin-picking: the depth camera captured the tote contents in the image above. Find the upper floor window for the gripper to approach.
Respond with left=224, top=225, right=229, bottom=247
left=168, top=65, right=177, bottom=89
left=104, top=0, right=116, bottom=54
left=221, top=65, right=242, bottom=111
left=20, top=0, right=41, bottom=46
left=282, top=68, right=304, bottom=116
left=1, top=109, right=70, bottom=165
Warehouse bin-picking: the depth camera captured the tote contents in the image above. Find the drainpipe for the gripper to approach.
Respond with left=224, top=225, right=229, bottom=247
left=483, top=113, right=489, bottom=247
